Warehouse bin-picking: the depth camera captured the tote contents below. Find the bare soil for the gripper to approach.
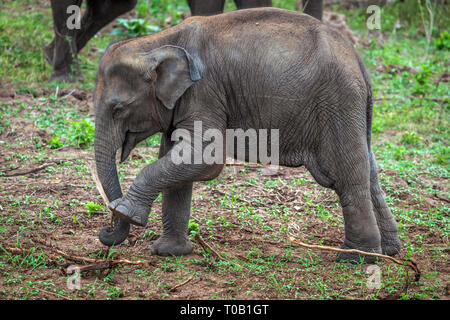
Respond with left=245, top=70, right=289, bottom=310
left=0, top=88, right=448, bottom=300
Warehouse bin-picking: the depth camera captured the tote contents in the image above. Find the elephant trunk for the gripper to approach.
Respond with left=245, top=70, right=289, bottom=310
left=95, top=123, right=130, bottom=246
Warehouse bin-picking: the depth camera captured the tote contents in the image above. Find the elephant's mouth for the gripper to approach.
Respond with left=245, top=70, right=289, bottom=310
left=120, top=129, right=152, bottom=163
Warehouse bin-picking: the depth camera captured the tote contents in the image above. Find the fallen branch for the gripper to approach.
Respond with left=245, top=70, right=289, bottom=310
left=195, top=234, right=241, bottom=268
left=32, top=286, right=71, bottom=300
left=6, top=240, right=187, bottom=276
left=169, top=275, right=195, bottom=292
left=4, top=246, right=63, bottom=263
left=25, top=239, right=153, bottom=272
left=434, top=193, right=450, bottom=204
left=289, top=237, right=421, bottom=281
left=73, top=258, right=151, bottom=274
left=2, top=160, right=63, bottom=177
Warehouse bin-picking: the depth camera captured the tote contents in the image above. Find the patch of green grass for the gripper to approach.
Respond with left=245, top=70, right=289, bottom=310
left=83, top=201, right=104, bottom=216
left=0, top=2, right=53, bottom=82
left=66, top=118, right=95, bottom=148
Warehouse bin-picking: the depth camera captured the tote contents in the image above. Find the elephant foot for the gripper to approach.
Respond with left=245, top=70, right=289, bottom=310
left=336, top=239, right=382, bottom=264
left=151, top=235, right=193, bottom=256
left=380, top=229, right=402, bottom=256
left=49, top=70, right=85, bottom=83
left=108, top=197, right=149, bottom=227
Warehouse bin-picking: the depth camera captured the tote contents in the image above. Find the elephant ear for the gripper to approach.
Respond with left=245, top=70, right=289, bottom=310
left=142, top=45, right=202, bottom=109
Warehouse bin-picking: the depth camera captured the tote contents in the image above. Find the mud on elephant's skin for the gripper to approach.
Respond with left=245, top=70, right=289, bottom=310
left=94, top=8, right=402, bottom=262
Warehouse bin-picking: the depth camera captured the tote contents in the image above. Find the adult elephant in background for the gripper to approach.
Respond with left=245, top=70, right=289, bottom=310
left=187, top=0, right=323, bottom=18
left=45, top=0, right=324, bottom=82
left=45, top=0, right=274, bottom=82
left=187, top=0, right=272, bottom=16
left=301, top=0, right=323, bottom=20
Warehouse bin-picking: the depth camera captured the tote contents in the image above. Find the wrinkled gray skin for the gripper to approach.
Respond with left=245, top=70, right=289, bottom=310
left=94, top=8, right=402, bottom=262
left=45, top=0, right=275, bottom=82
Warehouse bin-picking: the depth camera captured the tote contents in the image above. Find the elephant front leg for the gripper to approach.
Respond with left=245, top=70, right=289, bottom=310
left=151, top=183, right=194, bottom=256
left=108, top=137, right=224, bottom=256
left=107, top=170, right=159, bottom=227
left=110, top=181, right=194, bottom=256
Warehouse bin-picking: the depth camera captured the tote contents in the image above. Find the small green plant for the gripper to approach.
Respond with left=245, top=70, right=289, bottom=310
left=47, top=136, right=63, bottom=149
left=188, top=219, right=199, bottom=237
left=41, top=207, right=60, bottom=223
left=111, top=18, right=161, bottom=38
left=136, top=0, right=150, bottom=19
left=16, top=85, right=39, bottom=96
left=413, top=64, right=432, bottom=94
left=83, top=201, right=103, bottom=216
left=148, top=0, right=189, bottom=26
left=434, top=31, right=450, bottom=50
left=400, top=131, right=421, bottom=146
left=140, top=133, right=161, bottom=147
left=67, top=118, right=95, bottom=148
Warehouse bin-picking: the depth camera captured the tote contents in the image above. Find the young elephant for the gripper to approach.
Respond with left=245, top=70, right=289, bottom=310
left=94, top=8, right=401, bottom=262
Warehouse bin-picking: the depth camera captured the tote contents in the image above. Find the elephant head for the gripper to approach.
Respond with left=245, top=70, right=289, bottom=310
left=94, top=43, right=201, bottom=246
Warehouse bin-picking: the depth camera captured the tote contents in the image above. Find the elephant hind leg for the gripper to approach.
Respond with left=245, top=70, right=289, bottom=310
left=307, top=136, right=382, bottom=263
left=369, top=150, right=402, bottom=256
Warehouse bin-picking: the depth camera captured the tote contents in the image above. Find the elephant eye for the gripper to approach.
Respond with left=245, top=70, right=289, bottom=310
left=112, top=103, right=124, bottom=119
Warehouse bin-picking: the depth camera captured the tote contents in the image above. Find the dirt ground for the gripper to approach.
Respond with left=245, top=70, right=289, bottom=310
left=0, top=85, right=448, bottom=300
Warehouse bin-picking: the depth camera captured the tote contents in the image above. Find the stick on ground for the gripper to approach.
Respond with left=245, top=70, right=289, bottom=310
left=2, top=160, right=63, bottom=177
left=169, top=275, right=195, bottom=292
left=289, top=237, right=421, bottom=281
left=7, top=239, right=154, bottom=273
left=195, top=234, right=241, bottom=268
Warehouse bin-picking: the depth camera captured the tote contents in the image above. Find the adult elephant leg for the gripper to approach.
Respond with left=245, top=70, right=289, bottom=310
left=234, top=0, right=272, bottom=10
left=46, top=0, right=137, bottom=81
left=74, top=0, right=137, bottom=53
left=302, top=0, right=323, bottom=20
left=187, top=0, right=225, bottom=16
left=47, top=0, right=83, bottom=82
left=369, top=151, right=402, bottom=256
left=151, top=135, right=194, bottom=256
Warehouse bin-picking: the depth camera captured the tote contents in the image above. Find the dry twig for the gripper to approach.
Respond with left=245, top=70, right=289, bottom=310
left=10, top=239, right=154, bottom=273
left=169, top=275, right=195, bottom=292
left=33, top=287, right=71, bottom=300
left=2, top=160, right=63, bottom=177
left=195, top=234, right=241, bottom=268
left=289, top=237, right=421, bottom=281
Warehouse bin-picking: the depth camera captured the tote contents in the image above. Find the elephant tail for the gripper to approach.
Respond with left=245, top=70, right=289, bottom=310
left=355, top=53, right=374, bottom=154
left=355, top=52, right=380, bottom=181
